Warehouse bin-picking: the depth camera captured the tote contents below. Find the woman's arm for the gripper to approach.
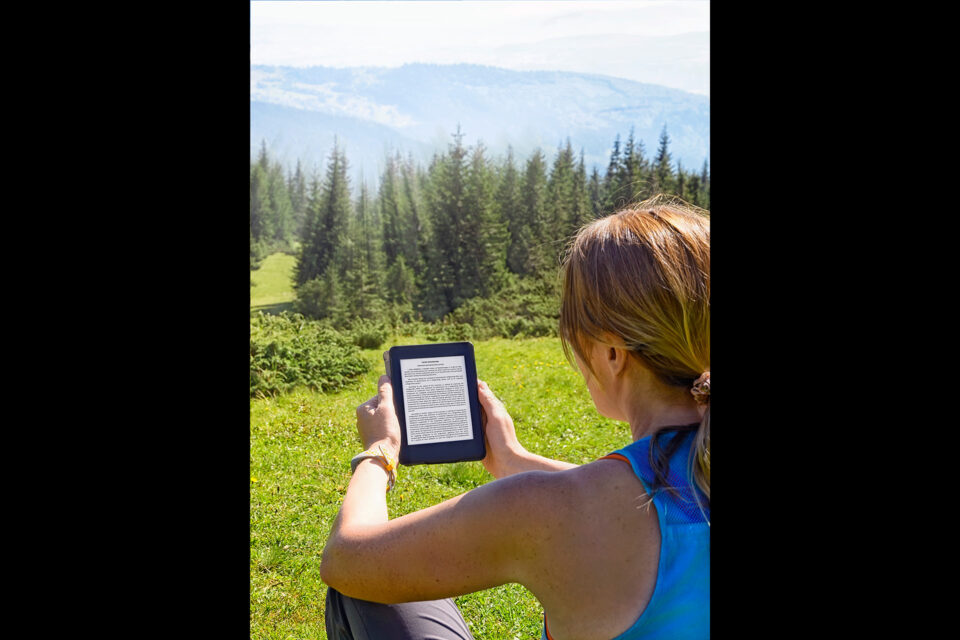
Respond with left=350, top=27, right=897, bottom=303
left=321, top=465, right=558, bottom=603
left=320, top=375, right=558, bottom=602
left=478, top=380, right=577, bottom=478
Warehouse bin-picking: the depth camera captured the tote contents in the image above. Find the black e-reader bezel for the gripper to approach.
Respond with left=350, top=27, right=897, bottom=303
left=386, top=342, right=485, bottom=466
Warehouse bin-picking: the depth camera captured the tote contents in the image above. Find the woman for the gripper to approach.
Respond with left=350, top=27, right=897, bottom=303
left=321, top=196, right=710, bottom=639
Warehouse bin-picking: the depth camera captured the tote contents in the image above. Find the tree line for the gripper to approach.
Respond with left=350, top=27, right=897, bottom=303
left=250, top=125, right=710, bottom=326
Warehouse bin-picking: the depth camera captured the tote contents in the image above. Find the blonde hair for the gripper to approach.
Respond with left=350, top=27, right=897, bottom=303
left=559, top=194, right=710, bottom=505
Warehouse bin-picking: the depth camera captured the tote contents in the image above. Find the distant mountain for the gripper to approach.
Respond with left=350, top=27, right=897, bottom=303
left=251, top=63, right=709, bottom=188
left=456, top=32, right=710, bottom=97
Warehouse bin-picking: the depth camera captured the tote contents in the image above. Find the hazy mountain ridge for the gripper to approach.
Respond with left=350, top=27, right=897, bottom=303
left=251, top=63, right=709, bottom=186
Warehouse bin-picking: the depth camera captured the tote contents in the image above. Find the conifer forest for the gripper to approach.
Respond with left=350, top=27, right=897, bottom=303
left=250, top=125, right=709, bottom=337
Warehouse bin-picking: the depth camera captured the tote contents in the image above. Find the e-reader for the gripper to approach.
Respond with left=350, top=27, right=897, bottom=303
left=385, top=342, right=485, bottom=466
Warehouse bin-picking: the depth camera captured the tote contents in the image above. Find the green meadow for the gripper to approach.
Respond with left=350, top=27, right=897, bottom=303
left=251, top=252, right=298, bottom=314
left=250, top=335, right=630, bottom=639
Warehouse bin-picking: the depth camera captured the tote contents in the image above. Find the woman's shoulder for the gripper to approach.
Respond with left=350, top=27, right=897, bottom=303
left=505, top=461, right=662, bottom=640
left=490, top=459, right=657, bottom=575
left=494, top=458, right=650, bottom=524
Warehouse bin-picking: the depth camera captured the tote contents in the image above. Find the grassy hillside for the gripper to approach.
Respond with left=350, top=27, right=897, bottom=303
left=250, top=336, right=629, bottom=639
left=251, top=252, right=297, bottom=313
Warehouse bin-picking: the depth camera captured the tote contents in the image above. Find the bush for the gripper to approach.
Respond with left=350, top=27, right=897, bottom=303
left=349, top=319, right=389, bottom=350
left=250, top=311, right=371, bottom=397
left=293, top=269, right=348, bottom=325
left=441, top=322, right=474, bottom=342
left=292, top=277, right=327, bottom=319
left=446, top=274, right=560, bottom=339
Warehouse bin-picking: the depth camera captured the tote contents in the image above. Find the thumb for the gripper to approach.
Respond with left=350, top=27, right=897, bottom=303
left=477, top=379, right=498, bottom=408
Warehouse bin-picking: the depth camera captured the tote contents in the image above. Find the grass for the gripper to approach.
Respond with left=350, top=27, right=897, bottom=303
left=250, top=335, right=631, bottom=639
left=252, top=252, right=298, bottom=313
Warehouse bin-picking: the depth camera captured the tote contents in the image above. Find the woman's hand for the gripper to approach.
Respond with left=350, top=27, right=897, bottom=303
left=477, top=380, right=528, bottom=478
left=355, top=374, right=401, bottom=453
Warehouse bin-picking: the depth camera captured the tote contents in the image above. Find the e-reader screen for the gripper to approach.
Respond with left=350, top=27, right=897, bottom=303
left=399, top=355, right=474, bottom=445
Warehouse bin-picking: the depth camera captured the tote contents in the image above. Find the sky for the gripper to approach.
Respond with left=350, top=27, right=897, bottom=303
left=251, top=1, right=710, bottom=96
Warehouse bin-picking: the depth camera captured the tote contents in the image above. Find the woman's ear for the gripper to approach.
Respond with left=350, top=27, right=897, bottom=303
left=596, top=332, right=629, bottom=378
left=606, top=345, right=630, bottom=378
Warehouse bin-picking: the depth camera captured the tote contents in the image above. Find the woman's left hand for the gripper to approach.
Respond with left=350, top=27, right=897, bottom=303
left=355, top=374, right=402, bottom=452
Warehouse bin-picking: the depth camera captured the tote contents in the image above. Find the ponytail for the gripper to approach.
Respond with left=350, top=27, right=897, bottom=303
left=647, top=373, right=710, bottom=525
left=689, top=375, right=710, bottom=526
left=690, top=372, right=710, bottom=503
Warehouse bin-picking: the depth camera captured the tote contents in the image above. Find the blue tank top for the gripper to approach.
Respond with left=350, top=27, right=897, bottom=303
left=542, top=429, right=710, bottom=639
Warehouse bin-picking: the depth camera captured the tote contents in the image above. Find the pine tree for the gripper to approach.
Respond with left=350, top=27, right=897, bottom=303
left=297, top=170, right=324, bottom=285
left=461, top=142, right=506, bottom=299
left=624, top=128, right=650, bottom=202
left=356, top=177, right=383, bottom=279
left=296, top=140, right=352, bottom=286
left=569, top=149, right=593, bottom=233
left=602, top=134, right=625, bottom=212
left=292, top=262, right=346, bottom=324
left=385, top=254, right=416, bottom=307
left=321, top=264, right=347, bottom=325
left=546, top=139, right=576, bottom=263
left=257, top=139, right=270, bottom=173
left=651, top=125, right=675, bottom=196
left=379, top=153, right=400, bottom=266
left=267, top=160, right=294, bottom=246
left=687, top=171, right=702, bottom=207
left=415, top=152, right=448, bottom=321
left=400, top=153, right=426, bottom=279
left=588, top=166, right=604, bottom=219
left=699, top=159, right=710, bottom=209
left=424, top=127, right=469, bottom=314
left=346, top=178, right=386, bottom=320
left=675, top=159, right=686, bottom=201
left=250, top=162, right=273, bottom=244
left=621, top=128, right=639, bottom=202
left=496, top=146, right=521, bottom=230
left=507, top=148, right=547, bottom=278
left=288, top=159, right=308, bottom=239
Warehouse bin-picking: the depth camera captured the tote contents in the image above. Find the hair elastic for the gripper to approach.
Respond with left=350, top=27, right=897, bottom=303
left=691, top=371, right=710, bottom=405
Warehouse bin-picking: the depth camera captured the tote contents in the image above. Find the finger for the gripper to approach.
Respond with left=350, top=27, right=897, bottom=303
left=377, top=374, right=393, bottom=403
left=356, top=395, right=377, bottom=416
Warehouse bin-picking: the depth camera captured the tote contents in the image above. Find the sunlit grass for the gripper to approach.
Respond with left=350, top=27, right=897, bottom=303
left=250, top=336, right=629, bottom=639
left=251, top=252, right=298, bottom=311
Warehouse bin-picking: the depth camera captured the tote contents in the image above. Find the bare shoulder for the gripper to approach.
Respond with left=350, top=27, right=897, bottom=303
left=507, top=459, right=662, bottom=639
left=500, top=457, right=658, bottom=556
left=519, top=457, right=653, bottom=522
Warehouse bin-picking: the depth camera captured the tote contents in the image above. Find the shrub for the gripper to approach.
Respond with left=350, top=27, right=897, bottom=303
left=293, top=269, right=347, bottom=325
left=250, top=311, right=371, bottom=397
left=349, top=319, right=389, bottom=350
left=441, top=322, right=474, bottom=342
left=446, top=274, right=560, bottom=339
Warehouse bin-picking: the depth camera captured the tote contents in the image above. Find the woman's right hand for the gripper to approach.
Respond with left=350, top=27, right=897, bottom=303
left=477, top=380, right=527, bottom=479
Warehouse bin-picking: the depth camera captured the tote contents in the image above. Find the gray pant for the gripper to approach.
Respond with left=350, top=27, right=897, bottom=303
left=325, top=587, right=474, bottom=640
